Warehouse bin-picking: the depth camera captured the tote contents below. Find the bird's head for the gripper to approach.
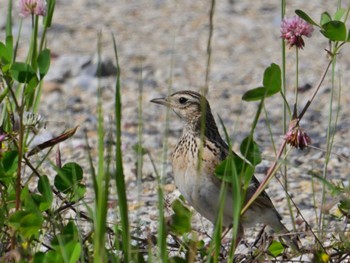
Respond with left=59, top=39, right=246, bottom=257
left=150, top=90, right=210, bottom=123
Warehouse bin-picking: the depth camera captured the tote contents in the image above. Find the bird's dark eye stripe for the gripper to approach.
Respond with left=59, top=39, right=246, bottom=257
left=173, top=90, right=201, bottom=100
left=179, top=97, right=188, bottom=104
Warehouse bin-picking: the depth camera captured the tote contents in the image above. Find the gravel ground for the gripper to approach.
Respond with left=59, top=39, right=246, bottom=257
left=1, top=0, right=349, bottom=261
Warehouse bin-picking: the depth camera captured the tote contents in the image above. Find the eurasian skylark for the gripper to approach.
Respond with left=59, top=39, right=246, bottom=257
left=151, top=90, right=299, bottom=250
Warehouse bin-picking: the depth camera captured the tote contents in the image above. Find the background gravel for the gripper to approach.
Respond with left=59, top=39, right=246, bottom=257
left=1, top=0, right=349, bottom=260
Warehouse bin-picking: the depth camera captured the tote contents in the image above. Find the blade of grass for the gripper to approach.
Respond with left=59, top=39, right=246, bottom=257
left=112, top=33, right=130, bottom=261
left=34, top=0, right=56, bottom=112
left=156, top=157, right=167, bottom=262
left=40, top=0, right=56, bottom=51
left=85, top=132, right=97, bottom=201
left=207, top=186, right=224, bottom=263
left=93, top=31, right=108, bottom=262
left=203, top=0, right=215, bottom=96
left=319, top=49, right=342, bottom=241
left=280, top=0, right=297, bottom=232
left=136, top=60, right=144, bottom=230
left=221, top=121, right=242, bottom=260
left=146, top=152, right=162, bottom=262
left=154, top=33, right=178, bottom=262
left=6, top=0, right=12, bottom=39
left=5, top=0, right=14, bottom=63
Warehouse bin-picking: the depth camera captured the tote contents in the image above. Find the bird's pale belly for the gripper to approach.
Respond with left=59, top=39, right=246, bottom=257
left=172, top=155, right=234, bottom=226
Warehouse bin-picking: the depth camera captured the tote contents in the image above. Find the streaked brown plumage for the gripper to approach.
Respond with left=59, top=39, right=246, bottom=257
left=151, top=90, right=299, bottom=250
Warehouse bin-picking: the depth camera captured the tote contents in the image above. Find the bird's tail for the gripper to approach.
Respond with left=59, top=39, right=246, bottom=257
left=273, top=221, right=301, bottom=251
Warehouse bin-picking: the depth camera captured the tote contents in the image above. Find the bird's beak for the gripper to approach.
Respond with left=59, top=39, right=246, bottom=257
left=150, top=97, right=169, bottom=106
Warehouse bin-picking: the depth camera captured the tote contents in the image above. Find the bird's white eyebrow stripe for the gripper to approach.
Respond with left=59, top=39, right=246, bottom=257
left=173, top=90, right=202, bottom=100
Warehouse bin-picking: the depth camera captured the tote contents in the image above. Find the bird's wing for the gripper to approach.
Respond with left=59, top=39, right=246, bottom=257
left=209, top=144, right=283, bottom=220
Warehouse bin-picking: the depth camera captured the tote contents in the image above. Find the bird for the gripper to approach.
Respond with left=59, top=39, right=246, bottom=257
left=150, top=90, right=299, bottom=250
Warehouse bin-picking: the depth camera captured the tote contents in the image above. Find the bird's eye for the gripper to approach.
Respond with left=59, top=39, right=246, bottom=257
left=179, top=97, right=188, bottom=104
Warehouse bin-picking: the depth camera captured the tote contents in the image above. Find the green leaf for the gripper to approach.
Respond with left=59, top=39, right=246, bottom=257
left=263, top=63, right=281, bottom=94
left=37, top=49, right=51, bottom=79
left=295, top=9, right=319, bottom=27
left=72, top=184, right=86, bottom=202
left=1, top=63, right=11, bottom=74
left=0, top=42, right=11, bottom=63
left=268, top=240, right=284, bottom=257
left=215, top=155, right=244, bottom=182
left=1, top=150, right=18, bottom=176
left=9, top=210, right=43, bottom=238
left=242, top=64, right=281, bottom=101
left=5, top=35, right=13, bottom=53
left=21, top=186, right=41, bottom=212
left=10, top=62, right=38, bottom=84
left=334, top=8, right=346, bottom=21
left=240, top=136, right=261, bottom=166
left=320, top=12, right=332, bottom=26
left=242, top=87, right=266, bottom=101
left=51, top=221, right=79, bottom=247
left=67, top=242, right=82, bottom=263
left=169, top=199, right=192, bottom=235
left=49, top=221, right=81, bottom=263
left=242, top=165, right=255, bottom=184
left=24, top=73, right=40, bottom=98
left=37, top=175, right=53, bottom=211
left=321, top=21, right=347, bottom=41
left=0, top=36, right=14, bottom=64
left=43, top=251, right=63, bottom=263
left=54, top=162, right=83, bottom=194
left=33, top=252, right=45, bottom=263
